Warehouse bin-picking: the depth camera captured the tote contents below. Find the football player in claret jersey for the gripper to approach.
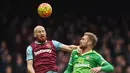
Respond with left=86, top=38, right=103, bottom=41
left=64, top=32, right=114, bottom=73
left=26, top=25, right=77, bottom=73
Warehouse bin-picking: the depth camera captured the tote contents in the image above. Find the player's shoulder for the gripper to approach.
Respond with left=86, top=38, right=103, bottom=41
left=70, top=49, right=78, bottom=57
left=29, top=41, right=36, bottom=46
left=47, top=40, right=52, bottom=42
left=72, top=49, right=78, bottom=52
left=26, top=41, right=35, bottom=49
left=26, top=45, right=32, bottom=52
left=72, top=49, right=78, bottom=54
left=51, top=40, right=61, bottom=46
left=51, top=40, right=60, bottom=43
left=92, top=50, right=102, bottom=57
left=29, top=41, right=40, bottom=48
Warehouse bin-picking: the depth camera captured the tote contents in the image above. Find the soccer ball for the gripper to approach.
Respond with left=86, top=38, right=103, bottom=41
left=37, top=3, right=52, bottom=18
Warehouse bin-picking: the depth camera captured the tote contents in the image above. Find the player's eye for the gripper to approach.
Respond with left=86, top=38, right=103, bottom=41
left=42, top=30, right=44, bottom=33
left=81, top=38, right=84, bottom=40
left=38, top=31, right=41, bottom=33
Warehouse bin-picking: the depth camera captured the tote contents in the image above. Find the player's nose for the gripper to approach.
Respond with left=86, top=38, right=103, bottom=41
left=80, top=41, right=82, bottom=44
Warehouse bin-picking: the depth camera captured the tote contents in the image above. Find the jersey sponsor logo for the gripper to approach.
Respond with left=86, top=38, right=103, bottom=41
left=34, top=49, right=52, bottom=56
left=75, top=63, right=90, bottom=67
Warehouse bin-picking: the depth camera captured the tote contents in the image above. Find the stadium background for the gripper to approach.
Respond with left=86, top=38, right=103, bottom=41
left=0, top=0, right=130, bottom=73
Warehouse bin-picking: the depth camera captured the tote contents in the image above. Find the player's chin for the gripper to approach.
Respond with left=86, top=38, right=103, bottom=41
left=39, top=39, right=46, bottom=43
left=79, top=45, right=83, bottom=49
left=39, top=38, right=46, bottom=42
left=79, top=45, right=86, bottom=49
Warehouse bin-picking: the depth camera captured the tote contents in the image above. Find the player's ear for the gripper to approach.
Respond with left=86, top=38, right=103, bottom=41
left=87, top=41, right=92, bottom=46
left=34, top=35, right=36, bottom=37
left=34, top=33, right=36, bottom=37
left=45, top=31, right=47, bottom=36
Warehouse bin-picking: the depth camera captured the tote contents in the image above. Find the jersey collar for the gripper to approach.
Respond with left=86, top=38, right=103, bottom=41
left=80, top=50, right=93, bottom=56
left=35, top=40, right=47, bottom=44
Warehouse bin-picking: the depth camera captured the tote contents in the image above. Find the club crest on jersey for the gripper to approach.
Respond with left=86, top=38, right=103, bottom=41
left=46, top=43, right=52, bottom=48
left=78, top=57, right=84, bottom=63
left=86, top=56, right=90, bottom=60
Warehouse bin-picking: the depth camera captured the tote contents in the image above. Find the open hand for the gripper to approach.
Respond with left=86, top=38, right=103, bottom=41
left=90, top=67, right=101, bottom=73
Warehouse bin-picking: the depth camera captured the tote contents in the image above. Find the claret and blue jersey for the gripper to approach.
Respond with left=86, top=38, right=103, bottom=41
left=26, top=40, right=63, bottom=61
left=26, top=40, right=63, bottom=73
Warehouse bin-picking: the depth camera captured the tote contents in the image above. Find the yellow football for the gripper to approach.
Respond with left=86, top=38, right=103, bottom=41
left=37, top=3, right=52, bottom=18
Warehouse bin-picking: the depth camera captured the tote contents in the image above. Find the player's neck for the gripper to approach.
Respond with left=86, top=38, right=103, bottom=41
left=82, top=47, right=92, bottom=54
left=35, top=40, right=47, bottom=44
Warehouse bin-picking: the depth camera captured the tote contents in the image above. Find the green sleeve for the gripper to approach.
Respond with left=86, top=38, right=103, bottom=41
left=64, top=50, right=77, bottom=73
left=101, top=62, right=114, bottom=72
left=95, top=54, right=114, bottom=72
left=64, top=65, right=73, bottom=73
left=64, top=56, right=73, bottom=73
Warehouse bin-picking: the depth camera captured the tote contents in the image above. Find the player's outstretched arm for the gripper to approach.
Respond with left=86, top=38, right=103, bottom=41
left=52, top=40, right=78, bottom=52
left=60, top=44, right=78, bottom=52
left=27, top=60, right=35, bottom=73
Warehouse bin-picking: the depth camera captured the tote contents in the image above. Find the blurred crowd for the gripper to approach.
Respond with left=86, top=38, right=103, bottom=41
left=0, top=13, right=129, bottom=73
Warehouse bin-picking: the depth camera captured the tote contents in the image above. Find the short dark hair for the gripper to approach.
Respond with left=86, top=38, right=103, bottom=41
left=84, top=32, right=98, bottom=46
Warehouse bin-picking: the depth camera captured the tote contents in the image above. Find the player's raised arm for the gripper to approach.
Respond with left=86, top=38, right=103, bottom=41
left=52, top=40, right=77, bottom=52
left=60, top=44, right=78, bottom=52
left=26, top=46, right=35, bottom=73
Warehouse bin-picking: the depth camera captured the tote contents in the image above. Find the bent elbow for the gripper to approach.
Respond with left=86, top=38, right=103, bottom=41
left=110, top=65, right=114, bottom=72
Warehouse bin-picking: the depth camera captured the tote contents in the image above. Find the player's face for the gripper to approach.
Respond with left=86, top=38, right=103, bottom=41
left=79, top=35, right=89, bottom=49
left=35, top=27, right=47, bottom=42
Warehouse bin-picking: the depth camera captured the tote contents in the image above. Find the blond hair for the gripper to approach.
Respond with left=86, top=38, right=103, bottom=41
left=84, top=32, right=98, bottom=46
